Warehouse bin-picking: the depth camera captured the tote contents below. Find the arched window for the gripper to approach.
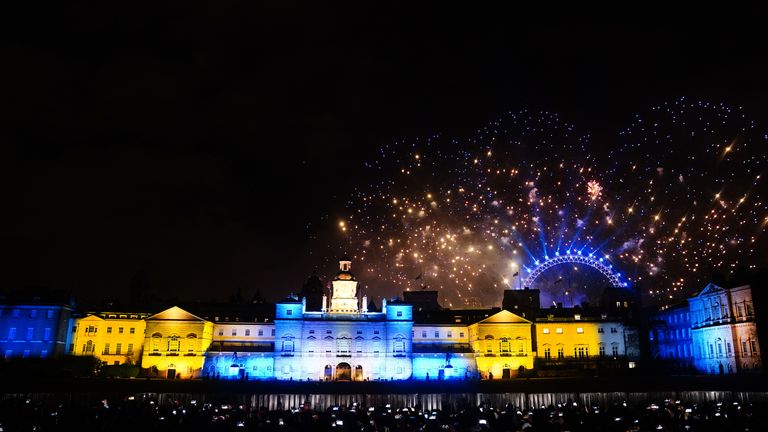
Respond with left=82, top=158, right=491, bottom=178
left=151, top=333, right=162, bottom=352
left=337, top=336, right=351, bottom=354
left=281, top=335, right=294, bottom=354
left=186, top=334, right=197, bottom=352
left=484, top=335, right=494, bottom=353
left=83, top=340, right=94, bottom=355
left=499, top=338, right=510, bottom=353
left=393, top=335, right=405, bottom=354
left=168, top=335, right=180, bottom=352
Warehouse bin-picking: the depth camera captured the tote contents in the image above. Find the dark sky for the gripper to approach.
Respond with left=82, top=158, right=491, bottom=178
left=1, top=4, right=766, bottom=303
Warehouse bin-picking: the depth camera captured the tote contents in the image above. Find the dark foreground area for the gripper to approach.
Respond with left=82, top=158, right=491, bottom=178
left=2, top=374, right=768, bottom=394
left=1, top=393, right=766, bottom=432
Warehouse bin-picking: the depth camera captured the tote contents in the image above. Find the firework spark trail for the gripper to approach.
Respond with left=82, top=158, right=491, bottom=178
left=317, top=100, right=768, bottom=307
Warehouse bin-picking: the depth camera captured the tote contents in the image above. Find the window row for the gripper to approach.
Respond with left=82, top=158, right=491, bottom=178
left=540, top=327, right=617, bottom=334
left=3, top=309, right=56, bottom=319
left=3, top=349, right=48, bottom=358
left=216, top=328, right=274, bottom=337
left=6, top=327, right=53, bottom=341
left=83, top=326, right=137, bottom=335
left=415, top=330, right=465, bottom=338
left=81, top=340, right=135, bottom=356
left=150, top=334, right=197, bottom=352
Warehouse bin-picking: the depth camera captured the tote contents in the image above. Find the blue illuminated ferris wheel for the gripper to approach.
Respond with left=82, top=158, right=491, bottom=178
left=523, top=253, right=628, bottom=288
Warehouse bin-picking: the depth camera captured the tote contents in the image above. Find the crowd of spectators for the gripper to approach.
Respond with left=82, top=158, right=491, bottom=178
left=0, top=394, right=765, bottom=431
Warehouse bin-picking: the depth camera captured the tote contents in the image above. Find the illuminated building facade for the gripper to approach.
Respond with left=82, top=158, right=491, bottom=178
left=204, top=321, right=275, bottom=380
left=140, top=306, right=214, bottom=379
left=54, top=258, right=761, bottom=380
left=535, top=314, right=635, bottom=368
left=0, top=289, right=75, bottom=359
left=688, top=284, right=761, bottom=374
left=469, top=310, right=535, bottom=379
left=648, top=301, right=694, bottom=370
left=270, top=257, right=414, bottom=381
left=411, top=320, right=474, bottom=380
left=70, top=311, right=149, bottom=365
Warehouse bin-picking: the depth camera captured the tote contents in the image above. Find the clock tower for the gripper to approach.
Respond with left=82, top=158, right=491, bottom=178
left=329, top=255, right=359, bottom=313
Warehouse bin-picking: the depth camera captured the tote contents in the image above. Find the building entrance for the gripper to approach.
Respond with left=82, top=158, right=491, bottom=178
left=336, top=362, right=352, bottom=381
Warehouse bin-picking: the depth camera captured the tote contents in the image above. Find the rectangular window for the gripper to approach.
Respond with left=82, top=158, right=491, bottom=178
left=12, top=309, right=20, bottom=318
left=357, top=330, right=363, bottom=335
left=612, top=346, right=619, bottom=356
left=103, top=343, right=110, bottom=355
left=286, top=309, right=293, bottom=316
left=309, top=330, right=315, bottom=334
left=557, top=347, right=564, bottom=359
left=742, top=341, right=748, bottom=354
left=258, top=329, right=264, bottom=336
left=373, top=330, right=380, bottom=335
left=119, top=327, right=124, bottom=334
left=245, top=329, right=251, bottom=336
left=116, top=343, right=122, bottom=355
left=326, top=330, right=332, bottom=334
left=43, top=328, right=51, bottom=341
left=422, top=331, right=427, bottom=338
left=727, top=342, right=732, bottom=354
left=129, top=328, right=135, bottom=334
left=447, top=331, right=453, bottom=338
left=544, top=348, right=551, bottom=359
left=272, top=329, right=275, bottom=336
left=556, top=328, right=563, bottom=334
left=434, top=331, right=440, bottom=338
left=610, top=327, right=618, bottom=333
left=599, top=346, right=605, bottom=357
left=750, top=340, right=757, bottom=354
left=576, top=327, right=584, bottom=334
left=8, top=328, right=17, bottom=339
left=106, top=327, right=112, bottom=334
left=542, top=328, right=550, bottom=334
left=459, top=332, right=465, bottom=338
left=127, top=344, right=134, bottom=355
left=396, top=311, right=402, bottom=317
left=47, top=310, right=54, bottom=319
left=598, top=327, right=604, bottom=333
left=26, top=328, right=34, bottom=340
left=30, top=309, right=38, bottom=319
left=218, top=329, right=224, bottom=336
left=232, top=329, right=237, bottom=336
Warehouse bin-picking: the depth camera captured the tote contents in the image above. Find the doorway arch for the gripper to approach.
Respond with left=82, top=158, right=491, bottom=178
left=336, top=362, right=352, bottom=381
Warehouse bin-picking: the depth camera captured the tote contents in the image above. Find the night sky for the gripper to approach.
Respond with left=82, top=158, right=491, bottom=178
left=1, top=4, right=766, bottom=304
